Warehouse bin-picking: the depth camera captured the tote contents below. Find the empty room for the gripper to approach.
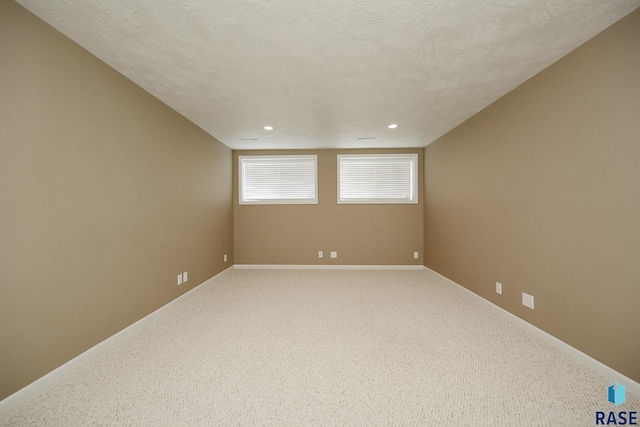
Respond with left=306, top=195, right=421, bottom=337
left=1, top=0, right=639, bottom=425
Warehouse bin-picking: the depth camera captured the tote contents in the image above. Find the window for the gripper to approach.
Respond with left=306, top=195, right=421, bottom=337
left=239, top=155, right=318, bottom=205
left=338, top=154, right=418, bottom=204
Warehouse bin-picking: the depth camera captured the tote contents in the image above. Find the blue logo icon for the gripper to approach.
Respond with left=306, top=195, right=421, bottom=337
left=608, top=382, right=625, bottom=407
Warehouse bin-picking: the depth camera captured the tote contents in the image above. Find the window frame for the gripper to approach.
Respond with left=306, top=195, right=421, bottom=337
left=337, top=153, right=419, bottom=205
left=238, top=155, right=318, bottom=205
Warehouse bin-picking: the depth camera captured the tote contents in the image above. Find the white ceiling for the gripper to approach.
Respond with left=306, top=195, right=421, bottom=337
left=16, top=0, right=639, bottom=150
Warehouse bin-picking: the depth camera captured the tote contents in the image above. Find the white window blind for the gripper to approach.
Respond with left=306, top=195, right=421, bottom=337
left=338, top=154, right=418, bottom=204
left=239, top=155, right=318, bottom=204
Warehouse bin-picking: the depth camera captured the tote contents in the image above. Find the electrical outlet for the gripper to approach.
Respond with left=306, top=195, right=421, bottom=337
left=318, top=251, right=323, bottom=258
left=522, top=292, right=534, bottom=309
left=177, top=274, right=183, bottom=286
left=413, top=252, right=419, bottom=259
left=224, top=254, right=227, bottom=262
left=496, top=282, right=502, bottom=295
left=183, top=272, right=188, bottom=282
left=330, top=251, right=337, bottom=259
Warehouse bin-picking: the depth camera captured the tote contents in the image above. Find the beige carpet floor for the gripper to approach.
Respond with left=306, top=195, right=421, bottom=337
left=1, top=268, right=638, bottom=426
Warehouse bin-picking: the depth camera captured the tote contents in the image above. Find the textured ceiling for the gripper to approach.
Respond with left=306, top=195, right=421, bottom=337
left=16, top=0, right=640, bottom=150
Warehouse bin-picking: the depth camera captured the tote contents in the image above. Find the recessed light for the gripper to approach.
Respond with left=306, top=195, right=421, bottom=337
left=388, top=124, right=398, bottom=129
left=264, top=126, right=273, bottom=131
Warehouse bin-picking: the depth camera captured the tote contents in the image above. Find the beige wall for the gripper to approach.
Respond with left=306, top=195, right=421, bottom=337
left=0, top=1, right=233, bottom=400
left=424, top=9, right=640, bottom=382
left=234, top=149, right=424, bottom=265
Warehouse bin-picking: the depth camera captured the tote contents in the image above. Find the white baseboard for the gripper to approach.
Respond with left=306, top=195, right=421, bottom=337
left=0, top=266, right=233, bottom=415
left=233, top=264, right=425, bottom=270
left=424, top=266, right=640, bottom=398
